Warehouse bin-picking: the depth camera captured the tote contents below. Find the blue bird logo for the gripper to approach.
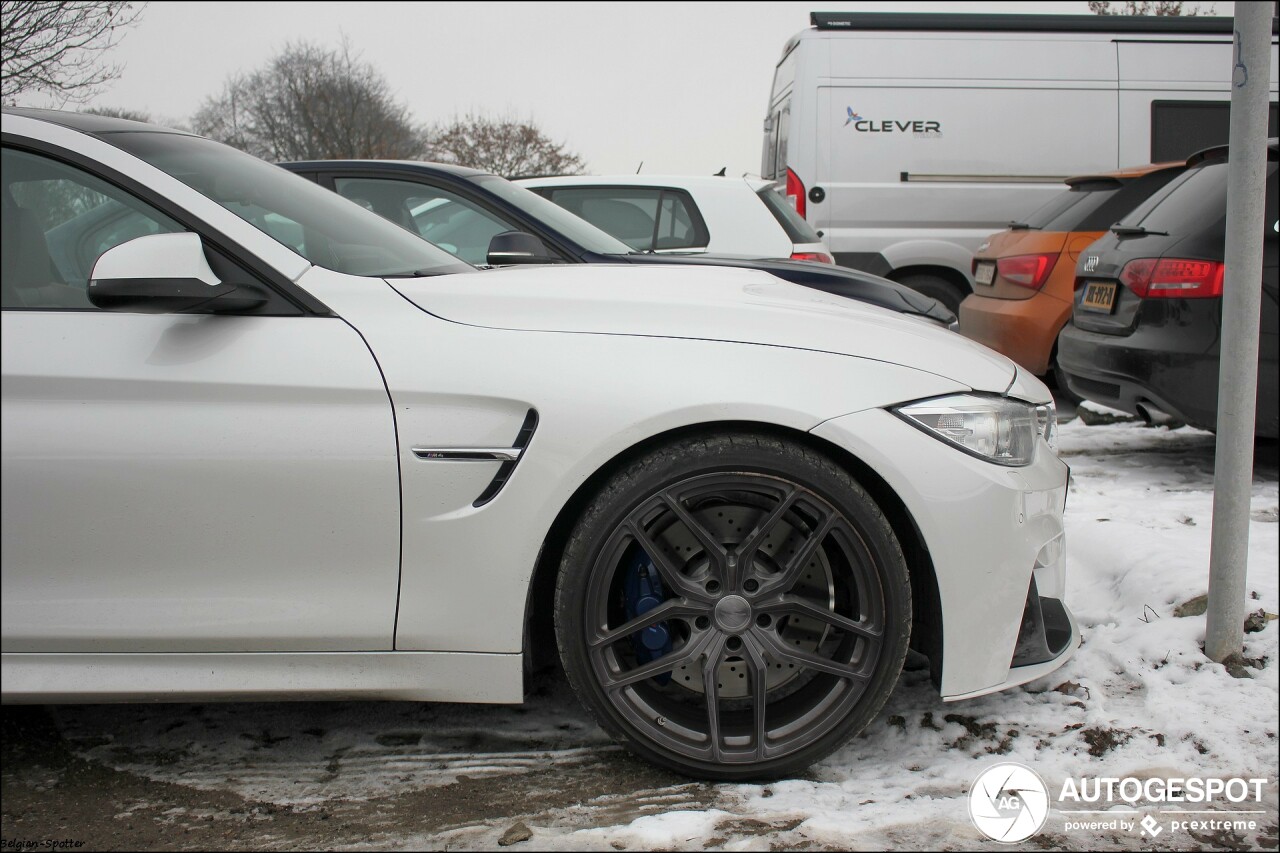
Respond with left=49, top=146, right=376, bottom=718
left=844, top=107, right=864, bottom=126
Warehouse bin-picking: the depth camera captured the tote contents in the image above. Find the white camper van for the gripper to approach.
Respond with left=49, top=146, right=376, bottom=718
left=764, top=11, right=1280, bottom=311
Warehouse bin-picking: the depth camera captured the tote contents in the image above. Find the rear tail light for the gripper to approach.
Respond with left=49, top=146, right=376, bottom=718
left=785, top=167, right=806, bottom=218
left=997, top=253, right=1058, bottom=290
left=791, top=251, right=834, bottom=264
left=1119, top=258, right=1224, bottom=299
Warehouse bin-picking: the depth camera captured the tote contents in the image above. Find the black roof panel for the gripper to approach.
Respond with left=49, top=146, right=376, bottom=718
left=809, top=11, right=1258, bottom=34
left=281, top=159, right=490, bottom=178
left=2, top=107, right=191, bottom=137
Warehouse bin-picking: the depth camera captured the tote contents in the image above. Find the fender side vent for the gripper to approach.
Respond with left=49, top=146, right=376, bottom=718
left=473, top=408, right=539, bottom=508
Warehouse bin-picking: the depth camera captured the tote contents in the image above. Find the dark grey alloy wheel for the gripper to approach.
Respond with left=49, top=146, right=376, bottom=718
left=895, top=272, right=965, bottom=316
left=555, top=434, right=912, bottom=780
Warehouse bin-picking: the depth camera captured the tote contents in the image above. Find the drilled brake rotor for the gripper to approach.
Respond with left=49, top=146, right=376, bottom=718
left=647, top=501, right=836, bottom=699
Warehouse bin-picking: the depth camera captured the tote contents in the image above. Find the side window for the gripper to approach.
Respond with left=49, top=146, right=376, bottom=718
left=543, top=188, right=661, bottom=251
left=541, top=187, right=710, bottom=253
left=654, top=192, right=707, bottom=251
left=2, top=147, right=186, bottom=310
left=332, top=177, right=516, bottom=265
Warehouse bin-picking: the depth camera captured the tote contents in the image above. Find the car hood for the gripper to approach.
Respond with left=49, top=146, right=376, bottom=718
left=389, top=264, right=1017, bottom=392
left=614, top=252, right=956, bottom=326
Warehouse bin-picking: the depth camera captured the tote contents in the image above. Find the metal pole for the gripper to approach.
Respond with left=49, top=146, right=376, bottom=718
left=1205, top=1, right=1274, bottom=663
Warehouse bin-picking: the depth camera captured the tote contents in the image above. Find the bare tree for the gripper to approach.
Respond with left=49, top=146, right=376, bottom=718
left=191, top=40, right=424, bottom=161
left=1088, top=0, right=1216, bottom=14
left=1, top=1, right=145, bottom=104
left=83, top=104, right=148, bottom=121
left=426, top=113, right=586, bottom=178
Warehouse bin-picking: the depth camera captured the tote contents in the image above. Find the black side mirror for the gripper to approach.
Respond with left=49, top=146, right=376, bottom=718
left=486, top=231, right=557, bottom=266
left=87, top=233, right=267, bottom=313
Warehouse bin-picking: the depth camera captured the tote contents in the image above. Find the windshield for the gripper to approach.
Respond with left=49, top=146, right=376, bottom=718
left=1023, top=169, right=1186, bottom=233
left=1021, top=184, right=1115, bottom=230
left=103, top=132, right=474, bottom=277
left=473, top=175, right=634, bottom=255
left=1129, top=161, right=1230, bottom=238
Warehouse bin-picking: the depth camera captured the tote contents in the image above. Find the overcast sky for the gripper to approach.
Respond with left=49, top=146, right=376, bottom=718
left=19, top=0, right=1237, bottom=176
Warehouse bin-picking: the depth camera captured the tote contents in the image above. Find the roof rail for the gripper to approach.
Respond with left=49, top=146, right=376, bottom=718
left=808, top=11, right=1264, bottom=35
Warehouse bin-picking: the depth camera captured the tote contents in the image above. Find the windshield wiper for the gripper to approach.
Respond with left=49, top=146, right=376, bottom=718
left=385, top=268, right=449, bottom=278
left=1008, top=221, right=1036, bottom=230
left=1110, top=224, right=1168, bottom=237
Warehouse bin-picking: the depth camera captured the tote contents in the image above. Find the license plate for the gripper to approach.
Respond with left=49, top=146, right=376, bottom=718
left=1081, top=281, right=1117, bottom=313
left=974, top=261, right=996, bottom=286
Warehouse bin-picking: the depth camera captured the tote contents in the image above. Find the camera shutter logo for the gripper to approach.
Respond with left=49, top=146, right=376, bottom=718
left=968, top=763, right=1050, bottom=843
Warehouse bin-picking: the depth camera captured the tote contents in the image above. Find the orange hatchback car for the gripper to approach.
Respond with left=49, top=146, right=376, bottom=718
left=960, top=162, right=1185, bottom=386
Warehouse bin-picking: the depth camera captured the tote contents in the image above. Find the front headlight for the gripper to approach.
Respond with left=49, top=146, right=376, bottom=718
left=893, top=394, right=1057, bottom=466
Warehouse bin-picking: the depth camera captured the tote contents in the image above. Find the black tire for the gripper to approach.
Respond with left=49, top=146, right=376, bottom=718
left=895, top=272, right=965, bottom=316
left=554, top=432, right=912, bottom=781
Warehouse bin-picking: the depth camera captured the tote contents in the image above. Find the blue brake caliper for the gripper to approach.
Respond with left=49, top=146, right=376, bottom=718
left=623, top=548, right=672, bottom=685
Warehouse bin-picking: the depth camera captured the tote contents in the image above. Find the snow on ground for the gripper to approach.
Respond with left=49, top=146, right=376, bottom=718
left=52, top=418, right=1279, bottom=850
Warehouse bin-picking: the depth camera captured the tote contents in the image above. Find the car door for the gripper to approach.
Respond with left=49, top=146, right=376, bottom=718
left=0, top=143, right=401, bottom=653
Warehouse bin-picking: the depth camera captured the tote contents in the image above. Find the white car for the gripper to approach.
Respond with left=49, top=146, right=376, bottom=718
left=518, top=173, right=835, bottom=263
left=1, top=109, right=1075, bottom=781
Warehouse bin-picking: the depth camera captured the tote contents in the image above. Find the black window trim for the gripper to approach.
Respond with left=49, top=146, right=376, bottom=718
left=2, top=131, right=333, bottom=316
left=653, top=188, right=712, bottom=253
left=539, top=184, right=711, bottom=253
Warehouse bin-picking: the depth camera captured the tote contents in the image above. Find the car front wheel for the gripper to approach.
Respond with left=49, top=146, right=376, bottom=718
left=554, top=433, right=911, bottom=780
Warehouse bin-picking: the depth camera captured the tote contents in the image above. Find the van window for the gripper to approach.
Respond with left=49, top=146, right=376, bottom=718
left=1151, top=101, right=1279, bottom=162
left=770, top=47, right=796, bottom=105
left=773, top=104, right=790, bottom=183
left=764, top=101, right=790, bottom=183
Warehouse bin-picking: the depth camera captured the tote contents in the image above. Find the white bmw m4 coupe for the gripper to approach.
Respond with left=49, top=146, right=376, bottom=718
left=1, top=109, right=1076, bottom=780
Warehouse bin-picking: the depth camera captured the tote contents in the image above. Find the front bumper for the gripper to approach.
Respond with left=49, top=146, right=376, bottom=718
left=946, top=579, right=1079, bottom=701
left=812, top=407, right=1074, bottom=699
